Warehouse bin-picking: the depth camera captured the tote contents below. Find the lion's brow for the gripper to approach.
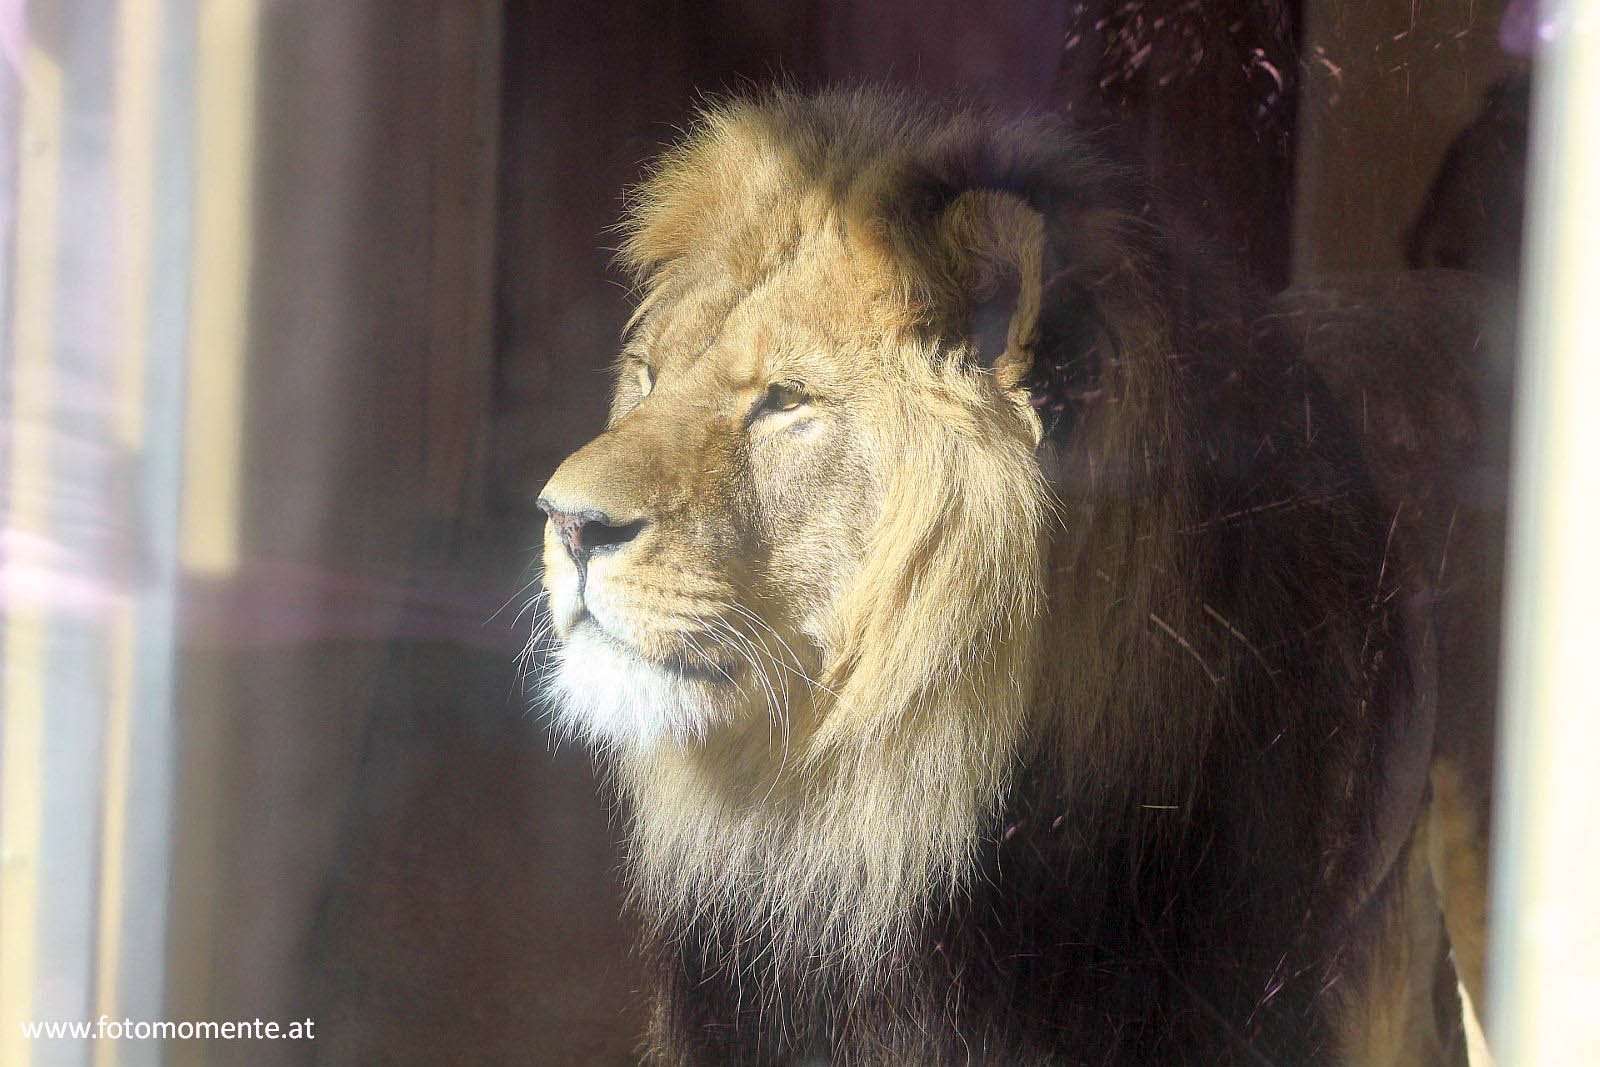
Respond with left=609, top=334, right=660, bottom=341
left=653, top=285, right=776, bottom=382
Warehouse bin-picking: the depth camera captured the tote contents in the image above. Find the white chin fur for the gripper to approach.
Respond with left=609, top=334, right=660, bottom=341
left=548, top=627, right=729, bottom=748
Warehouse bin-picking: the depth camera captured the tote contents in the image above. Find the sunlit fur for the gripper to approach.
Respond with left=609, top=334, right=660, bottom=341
left=536, top=88, right=1463, bottom=1064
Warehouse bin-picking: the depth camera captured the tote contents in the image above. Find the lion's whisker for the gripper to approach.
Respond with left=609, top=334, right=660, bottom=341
left=489, top=576, right=547, bottom=625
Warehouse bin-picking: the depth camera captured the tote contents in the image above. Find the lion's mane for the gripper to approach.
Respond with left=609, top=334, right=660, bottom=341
left=594, top=89, right=1415, bottom=1064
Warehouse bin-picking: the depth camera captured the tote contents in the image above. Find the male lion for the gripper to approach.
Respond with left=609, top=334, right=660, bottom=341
left=535, top=89, right=1494, bottom=1064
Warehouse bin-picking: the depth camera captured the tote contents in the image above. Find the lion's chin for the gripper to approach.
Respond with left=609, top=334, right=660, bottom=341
left=548, top=620, right=737, bottom=749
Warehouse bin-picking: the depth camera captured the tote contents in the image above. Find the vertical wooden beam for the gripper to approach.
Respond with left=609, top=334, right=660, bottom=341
left=1291, top=0, right=1521, bottom=280
left=422, top=0, right=502, bottom=524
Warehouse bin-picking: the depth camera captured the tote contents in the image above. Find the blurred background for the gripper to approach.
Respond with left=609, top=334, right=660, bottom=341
left=0, top=0, right=1570, bottom=1063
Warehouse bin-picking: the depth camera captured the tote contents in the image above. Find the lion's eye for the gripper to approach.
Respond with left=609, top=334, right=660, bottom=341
left=637, top=363, right=656, bottom=398
left=763, top=380, right=807, bottom=413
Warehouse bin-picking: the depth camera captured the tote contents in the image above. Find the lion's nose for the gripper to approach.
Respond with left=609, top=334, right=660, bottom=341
left=536, top=498, right=646, bottom=565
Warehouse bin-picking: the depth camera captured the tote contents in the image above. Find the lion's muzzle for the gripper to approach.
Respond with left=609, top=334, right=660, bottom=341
left=536, top=498, right=648, bottom=577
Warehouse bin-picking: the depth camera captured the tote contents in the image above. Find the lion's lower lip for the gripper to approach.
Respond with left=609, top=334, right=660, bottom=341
left=576, top=614, right=736, bottom=684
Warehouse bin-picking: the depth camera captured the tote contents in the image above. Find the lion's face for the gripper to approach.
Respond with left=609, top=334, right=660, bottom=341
left=532, top=90, right=1172, bottom=967
left=538, top=234, right=896, bottom=747
left=536, top=92, right=1090, bottom=795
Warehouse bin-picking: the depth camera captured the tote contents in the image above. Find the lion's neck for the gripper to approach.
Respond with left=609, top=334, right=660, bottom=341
left=617, top=674, right=1026, bottom=972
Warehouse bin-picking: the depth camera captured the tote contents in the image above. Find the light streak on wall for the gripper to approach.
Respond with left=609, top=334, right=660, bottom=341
left=1, top=3, right=207, bottom=1065
left=1488, top=0, right=1600, bottom=1063
left=91, top=5, right=167, bottom=1066
left=180, top=0, right=256, bottom=575
left=0, top=37, right=63, bottom=1067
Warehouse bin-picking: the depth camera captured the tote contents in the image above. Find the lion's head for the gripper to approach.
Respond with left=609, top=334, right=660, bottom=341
left=531, top=88, right=1425, bottom=1063
left=540, top=91, right=1177, bottom=728
left=534, top=89, right=1373, bottom=982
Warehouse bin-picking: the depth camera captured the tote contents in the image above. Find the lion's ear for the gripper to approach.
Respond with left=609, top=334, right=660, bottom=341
left=859, top=131, right=1131, bottom=435
left=936, top=189, right=1048, bottom=391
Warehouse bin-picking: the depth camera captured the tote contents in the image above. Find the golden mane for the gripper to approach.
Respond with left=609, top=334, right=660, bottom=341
left=608, top=89, right=1211, bottom=967
left=541, top=88, right=1442, bottom=1062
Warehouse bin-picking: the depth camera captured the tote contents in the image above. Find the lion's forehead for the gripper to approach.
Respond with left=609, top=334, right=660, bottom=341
left=633, top=257, right=886, bottom=393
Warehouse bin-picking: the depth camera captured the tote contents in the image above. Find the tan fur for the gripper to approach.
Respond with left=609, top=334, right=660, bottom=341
left=537, top=91, right=1199, bottom=977
left=1336, top=819, right=1463, bottom=1065
left=536, top=89, right=1485, bottom=1062
left=1430, top=758, right=1492, bottom=1015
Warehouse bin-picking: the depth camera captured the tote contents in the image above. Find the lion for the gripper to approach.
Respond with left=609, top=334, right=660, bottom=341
left=534, top=88, right=1496, bottom=1064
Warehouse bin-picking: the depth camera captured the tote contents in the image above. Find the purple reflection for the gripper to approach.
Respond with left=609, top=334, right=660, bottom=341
left=0, top=0, right=22, bottom=75
left=1500, top=0, right=1554, bottom=56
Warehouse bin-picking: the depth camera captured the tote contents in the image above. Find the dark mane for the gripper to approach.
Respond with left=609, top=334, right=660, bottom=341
left=604, top=89, right=1430, bottom=1064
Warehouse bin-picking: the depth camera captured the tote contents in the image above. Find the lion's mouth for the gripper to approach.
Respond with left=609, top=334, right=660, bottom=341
left=572, top=612, right=739, bottom=686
